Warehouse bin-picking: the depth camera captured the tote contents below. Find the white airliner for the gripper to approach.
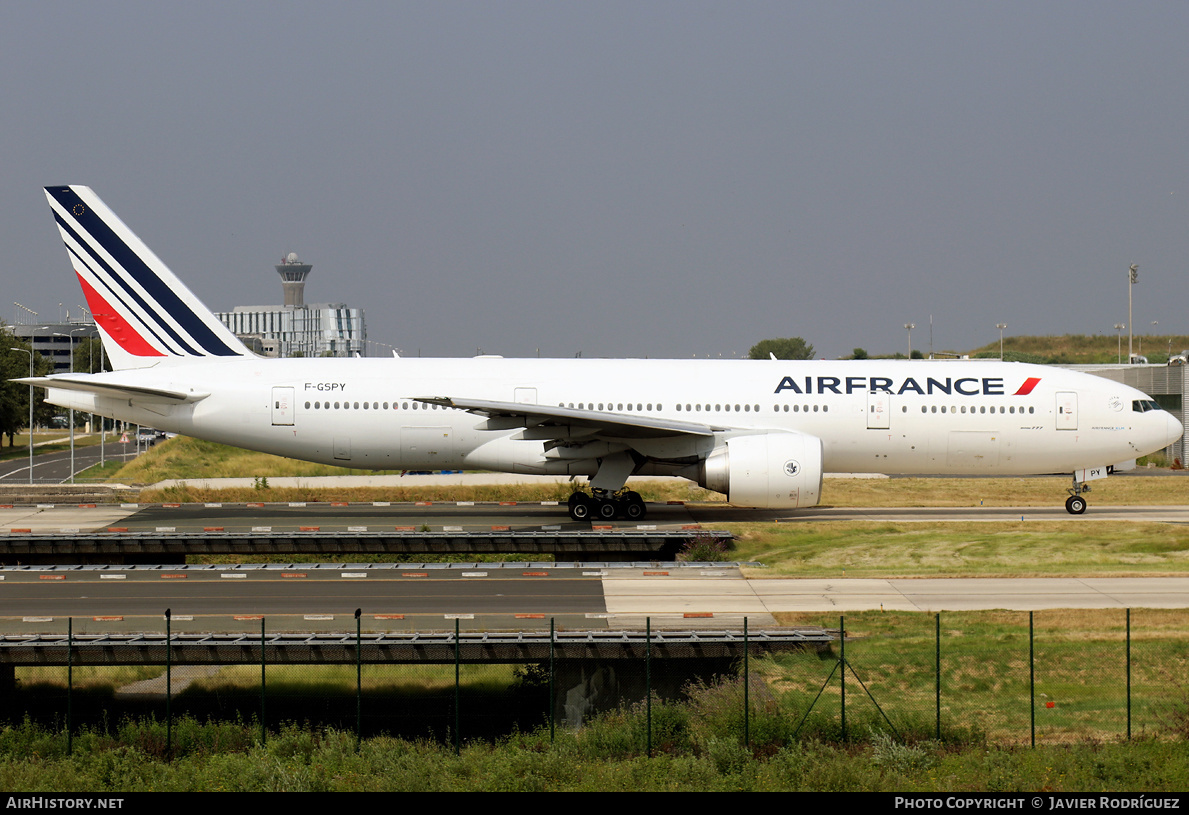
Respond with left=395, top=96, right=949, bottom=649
left=22, top=186, right=1183, bottom=520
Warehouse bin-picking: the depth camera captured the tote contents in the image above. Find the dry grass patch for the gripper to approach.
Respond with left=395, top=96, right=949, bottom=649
left=821, top=475, right=1188, bottom=507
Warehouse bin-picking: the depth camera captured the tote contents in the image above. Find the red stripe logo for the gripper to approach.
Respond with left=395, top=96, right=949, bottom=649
left=1013, top=377, right=1041, bottom=396
left=76, top=272, right=165, bottom=357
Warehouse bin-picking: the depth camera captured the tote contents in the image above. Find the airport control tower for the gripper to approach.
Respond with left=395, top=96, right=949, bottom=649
left=275, top=252, right=313, bottom=307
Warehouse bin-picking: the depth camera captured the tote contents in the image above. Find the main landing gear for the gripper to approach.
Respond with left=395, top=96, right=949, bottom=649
left=568, top=489, right=647, bottom=522
left=1065, top=475, right=1089, bottom=515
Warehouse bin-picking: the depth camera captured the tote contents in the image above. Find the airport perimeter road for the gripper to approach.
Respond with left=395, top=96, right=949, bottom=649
left=3, top=566, right=1189, bottom=635
left=0, top=441, right=139, bottom=483
left=0, top=566, right=610, bottom=635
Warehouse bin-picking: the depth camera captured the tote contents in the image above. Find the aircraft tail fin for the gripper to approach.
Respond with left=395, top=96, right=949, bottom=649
left=43, top=185, right=252, bottom=370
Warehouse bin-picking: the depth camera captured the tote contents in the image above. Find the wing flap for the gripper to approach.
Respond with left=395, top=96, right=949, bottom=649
left=415, top=396, right=721, bottom=439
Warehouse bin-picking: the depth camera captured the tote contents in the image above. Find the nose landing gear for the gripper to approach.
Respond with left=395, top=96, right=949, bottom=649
left=1065, top=475, right=1089, bottom=515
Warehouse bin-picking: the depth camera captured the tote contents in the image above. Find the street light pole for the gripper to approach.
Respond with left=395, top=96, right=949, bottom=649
left=1114, top=323, right=1125, bottom=365
left=9, top=347, right=33, bottom=485
left=1128, top=264, right=1138, bottom=363
left=996, top=324, right=1007, bottom=360
left=904, top=323, right=915, bottom=359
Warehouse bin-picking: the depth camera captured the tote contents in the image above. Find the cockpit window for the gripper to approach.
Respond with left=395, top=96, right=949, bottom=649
left=1132, top=399, right=1162, bottom=413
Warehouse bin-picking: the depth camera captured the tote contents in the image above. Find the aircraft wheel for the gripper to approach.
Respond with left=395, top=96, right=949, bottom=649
left=1065, top=495, right=1087, bottom=515
left=624, top=494, right=647, bottom=521
left=569, top=495, right=593, bottom=521
left=597, top=500, right=619, bottom=520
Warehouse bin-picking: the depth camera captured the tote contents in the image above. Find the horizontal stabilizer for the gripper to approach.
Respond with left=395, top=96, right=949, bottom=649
left=15, top=376, right=208, bottom=404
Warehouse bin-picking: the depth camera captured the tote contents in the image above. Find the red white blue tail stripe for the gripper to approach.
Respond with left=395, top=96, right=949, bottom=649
left=44, top=185, right=249, bottom=369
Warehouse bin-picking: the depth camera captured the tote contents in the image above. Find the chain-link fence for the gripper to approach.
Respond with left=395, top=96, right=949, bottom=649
left=5, top=610, right=1189, bottom=755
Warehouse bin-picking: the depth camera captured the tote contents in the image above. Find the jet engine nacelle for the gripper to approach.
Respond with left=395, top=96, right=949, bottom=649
left=699, top=430, right=823, bottom=509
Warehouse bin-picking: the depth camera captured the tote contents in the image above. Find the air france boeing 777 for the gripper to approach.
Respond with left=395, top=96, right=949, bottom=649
left=22, top=186, right=1183, bottom=520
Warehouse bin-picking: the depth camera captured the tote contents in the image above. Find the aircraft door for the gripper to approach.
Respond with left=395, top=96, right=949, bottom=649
left=867, top=393, right=890, bottom=429
left=272, top=387, right=295, bottom=426
left=1056, top=392, right=1078, bottom=430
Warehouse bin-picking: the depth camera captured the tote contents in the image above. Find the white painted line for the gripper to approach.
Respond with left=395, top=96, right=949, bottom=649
left=636, top=525, right=657, bottom=531
left=372, top=502, right=390, bottom=507
left=23, top=617, right=52, bottom=622
left=155, top=527, right=176, bottom=532
left=289, top=502, right=306, bottom=507
left=120, top=504, right=139, bottom=509
left=204, top=503, right=222, bottom=508
left=443, top=525, right=463, bottom=532
left=220, top=573, right=247, bottom=579
left=456, top=501, right=475, bottom=506
left=99, top=574, right=126, bottom=580
left=699, top=571, right=727, bottom=576
left=461, top=572, right=488, bottom=578
left=341, top=573, right=368, bottom=579
left=542, top=525, right=561, bottom=530
left=59, top=528, right=80, bottom=533
left=251, top=526, right=272, bottom=532
left=541, top=501, right=559, bottom=506
left=444, top=613, right=474, bottom=620
left=171, top=615, right=194, bottom=621
left=347, top=526, right=368, bottom=532
left=585, top=613, right=612, bottom=619
left=582, top=571, right=608, bottom=577
left=36, top=504, right=54, bottom=509
left=304, top=615, right=334, bottom=621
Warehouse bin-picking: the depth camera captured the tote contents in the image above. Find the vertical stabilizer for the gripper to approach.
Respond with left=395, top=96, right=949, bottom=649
left=43, top=185, right=252, bottom=370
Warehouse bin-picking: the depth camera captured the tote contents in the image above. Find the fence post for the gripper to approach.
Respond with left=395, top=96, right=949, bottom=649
left=1126, top=608, right=1132, bottom=741
left=355, top=608, right=362, bottom=751
left=646, top=616, right=652, bottom=757
left=454, top=617, right=460, bottom=757
left=935, top=612, right=941, bottom=741
left=554, top=618, right=558, bottom=742
left=744, top=616, right=749, bottom=749
left=165, top=608, right=172, bottom=757
left=67, top=617, right=73, bottom=756
left=840, top=614, right=846, bottom=742
left=260, top=617, right=266, bottom=746
left=1029, top=611, right=1035, bottom=748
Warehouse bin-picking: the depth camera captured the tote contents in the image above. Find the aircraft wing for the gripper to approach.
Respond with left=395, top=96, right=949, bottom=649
left=415, top=396, right=725, bottom=439
left=15, top=376, right=209, bottom=404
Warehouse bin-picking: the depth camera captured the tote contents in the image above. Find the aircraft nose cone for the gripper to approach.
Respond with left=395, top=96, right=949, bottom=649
left=1168, top=413, right=1185, bottom=446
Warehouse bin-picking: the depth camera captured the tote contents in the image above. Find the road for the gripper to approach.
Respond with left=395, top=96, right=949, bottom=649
left=0, top=435, right=144, bottom=483
left=0, top=564, right=1186, bottom=636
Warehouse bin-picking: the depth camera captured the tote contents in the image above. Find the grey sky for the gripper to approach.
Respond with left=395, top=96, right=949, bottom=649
left=2, top=2, right=1186, bottom=360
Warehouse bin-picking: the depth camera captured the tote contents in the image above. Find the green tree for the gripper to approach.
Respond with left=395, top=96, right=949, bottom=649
left=748, top=337, right=815, bottom=360
left=0, top=330, right=53, bottom=447
left=72, top=336, right=110, bottom=374
left=850, top=348, right=869, bottom=360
